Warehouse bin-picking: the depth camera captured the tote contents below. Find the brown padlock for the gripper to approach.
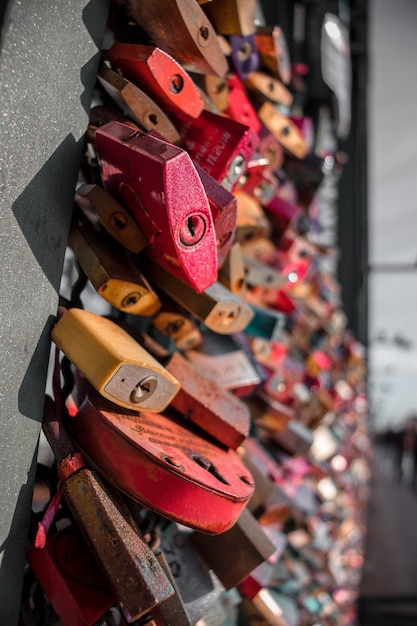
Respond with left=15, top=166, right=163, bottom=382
left=75, top=183, right=148, bottom=254
left=201, top=0, right=257, bottom=36
left=190, top=508, right=276, bottom=589
left=125, top=0, right=228, bottom=77
left=41, top=396, right=174, bottom=622
left=68, top=220, right=160, bottom=317
left=97, top=61, right=181, bottom=144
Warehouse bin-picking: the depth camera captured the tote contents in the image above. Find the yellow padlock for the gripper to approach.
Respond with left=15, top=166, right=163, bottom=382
left=50, top=308, right=180, bottom=412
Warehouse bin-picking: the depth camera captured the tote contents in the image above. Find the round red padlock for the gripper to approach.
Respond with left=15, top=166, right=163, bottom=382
left=69, top=390, right=254, bottom=534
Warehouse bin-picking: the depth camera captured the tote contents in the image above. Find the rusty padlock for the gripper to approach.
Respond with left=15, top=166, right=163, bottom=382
left=41, top=396, right=174, bottom=622
left=202, top=0, right=257, bottom=37
left=190, top=508, right=276, bottom=590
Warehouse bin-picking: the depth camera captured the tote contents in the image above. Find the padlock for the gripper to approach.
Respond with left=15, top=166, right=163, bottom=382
left=97, top=62, right=181, bottom=144
left=255, top=25, right=292, bottom=85
left=68, top=221, right=161, bottom=316
left=107, top=43, right=204, bottom=119
left=289, top=114, right=315, bottom=153
left=139, top=127, right=238, bottom=268
left=256, top=401, right=314, bottom=457
left=229, top=34, right=260, bottom=80
left=41, top=397, right=174, bottom=622
left=151, top=299, right=203, bottom=351
left=75, top=184, right=148, bottom=254
left=172, top=109, right=259, bottom=191
left=201, top=0, right=257, bottom=37
left=70, top=389, right=255, bottom=534
left=233, top=190, right=271, bottom=243
left=95, top=120, right=218, bottom=293
left=239, top=586, right=293, bottom=626
left=162, top=350, right=251, bottom=450
left=194, top=163, right=237, bottom=267
left=256, top=102, right=308, bottom=160
left=26, top=524, right=116, bottom=626
left=236, top=155, right=278, bottom=205
left=185, top=329, right=264, bottom=397
left=243, top=304, right=286, bottom=343
left=143, top=260, right=254, bottom=335
left=217, top=241, right=247, bottom=300
left=151, top=551, right=192, bottom=626
left=193, top=73, right=230, bottom=113
left=240, top=447, right=292, bottom=523
left=282, top=152, right=331, bottom=210
left=223, top=73, right=261, bottom=133
left=243, top=255, right=287, bottom=291
left=262, top=192, right=302, bottom=241
left=257, top=123, right=284, bottom=172
left=159, top=525, right=222, bottom=625
left=245, top=71, right=293, bottom=107
left=190, top=508, right=276, bottom=590
left=124, top=0, right=228, bottom=78
left=50, top=307, right=180, bottom=412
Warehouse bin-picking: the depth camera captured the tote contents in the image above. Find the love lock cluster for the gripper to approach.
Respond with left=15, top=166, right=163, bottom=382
left=24, top=2, right=368, bottom=626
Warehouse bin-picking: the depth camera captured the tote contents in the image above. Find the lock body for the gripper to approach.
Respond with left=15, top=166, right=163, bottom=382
left=95, top=120, right=218, bottom=293
left=144, top=261, right=254, bottom=335
left=97, top=62, right=181, bottom=144
left=164, top=351, right=251, bottom=450
left=50, top=308, right=180, bottom=412
left=26, top=525, right=116, bottom=626
left=173, top=109, right=258, bottom=191
left=108, top=43, right=204, bottom=118
left=75, top=184, right=148, bottom=254
left=125, top=0, right=228, bottom=77
left=68, top=222, right=160, bottom=316
left=71, top=390, right=255, bottom=534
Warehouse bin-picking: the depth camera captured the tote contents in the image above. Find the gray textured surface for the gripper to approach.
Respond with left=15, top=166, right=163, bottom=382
left=0, top=1, right=109, bottom=622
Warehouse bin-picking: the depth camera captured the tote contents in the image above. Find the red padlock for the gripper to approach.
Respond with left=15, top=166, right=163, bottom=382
left=173, top=109, right=259, bottom=191
left=26, top=525, right=116, bottom=626
left=195, top=163, right=237, bottom=267
left=107, top=43, right=204, bottom=119
left=146, top=129, right=238, bottom=268
left=95, top=121, right=218, bottom=293
left=224, top=73, right=261, bottom=133
left=70, top=390, right=255, bottom=534
left=163, top=350, right=251, bottom=450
